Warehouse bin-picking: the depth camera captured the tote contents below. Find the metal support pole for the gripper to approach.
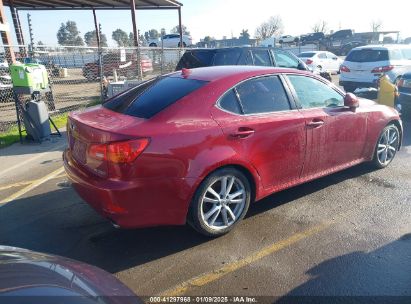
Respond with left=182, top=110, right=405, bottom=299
left=130, top=0, right=142, bottom=80
left=0, top=0, right=16, bottom=63
left=178, top=7, right=183, bottom=48
left=93, top=9, right=104, bottom=103
left=9, top=1, right=26, bottom=56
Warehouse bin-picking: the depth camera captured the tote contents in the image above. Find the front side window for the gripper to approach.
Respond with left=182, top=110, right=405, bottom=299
left=235, top=76, right=290, bottom=114
left=287, top=75, right=344, bottom=109
left=272, top=50, right=299, bottom=69
left=214, top=50, right=242, bottom=65
left=252, top=50, right=272, bottom=66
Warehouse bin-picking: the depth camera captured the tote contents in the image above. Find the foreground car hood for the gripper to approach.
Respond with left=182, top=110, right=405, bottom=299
left=0, top=246, right=140, bottom=303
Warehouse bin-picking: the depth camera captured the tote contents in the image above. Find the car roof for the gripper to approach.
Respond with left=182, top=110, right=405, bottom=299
left=169, top=65, right=310, bottom=82
left=352, top=44, right=411, bottom=50
left=186, top=46, right=282, bottom=52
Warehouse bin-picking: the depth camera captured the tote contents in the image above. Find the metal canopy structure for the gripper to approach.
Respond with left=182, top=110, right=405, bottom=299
left=2, top=0, right=182, bottom=10
left=1, top=0, right=184, bottom=56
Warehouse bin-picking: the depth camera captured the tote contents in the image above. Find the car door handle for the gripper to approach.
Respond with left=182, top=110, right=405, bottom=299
left=230, top=127, right=255, bottom=139
left=307, top=120, right=325, bottom=128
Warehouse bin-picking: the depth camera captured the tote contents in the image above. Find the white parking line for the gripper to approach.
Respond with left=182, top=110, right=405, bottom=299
left=0, top=166, right=65, bottom=206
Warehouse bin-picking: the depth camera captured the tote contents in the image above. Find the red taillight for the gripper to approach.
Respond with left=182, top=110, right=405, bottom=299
left=89, top=144, right=107, bottom=161
left=107, top=138, right=149, bottom=163
left=371, top=65, right=394, bottom=73
left=306, top=59, right=313, bottom=64
left=88, top=138, right=149, bottom=164
left=340, top=65, right=350, bottom=73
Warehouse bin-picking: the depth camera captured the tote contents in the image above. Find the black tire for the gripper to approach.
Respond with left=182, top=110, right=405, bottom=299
left=371, top=123, right=400, bottom=169
left=188, top=168, right=251, bottom=237
left=149, top=43, right=157, bottom=47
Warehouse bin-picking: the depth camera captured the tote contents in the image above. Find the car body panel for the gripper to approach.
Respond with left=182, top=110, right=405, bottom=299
left=0, top=246, right=140, bottom=303
left=64, top=66, right=402, bottom=229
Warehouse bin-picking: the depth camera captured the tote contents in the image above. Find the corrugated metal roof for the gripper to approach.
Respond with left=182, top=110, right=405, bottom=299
left=3, top=0, right=182, bottom=10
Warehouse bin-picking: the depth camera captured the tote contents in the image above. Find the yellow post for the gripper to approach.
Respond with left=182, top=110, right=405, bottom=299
left=377, top=75, right=397, bottom=108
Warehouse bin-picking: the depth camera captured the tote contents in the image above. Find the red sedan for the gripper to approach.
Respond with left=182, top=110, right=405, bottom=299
left=63, top=66, right=402, bottom=236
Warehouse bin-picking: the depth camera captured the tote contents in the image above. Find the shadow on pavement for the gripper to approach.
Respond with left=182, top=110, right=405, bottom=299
left=275, top=234, right=411, bottom=303
left=0, top=163, right=378, bottom=274
left=0, top=131, right=67, bottom=157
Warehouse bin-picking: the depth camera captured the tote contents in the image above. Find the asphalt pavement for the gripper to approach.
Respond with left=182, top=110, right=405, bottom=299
left=0, top=114, right=410, bottom=302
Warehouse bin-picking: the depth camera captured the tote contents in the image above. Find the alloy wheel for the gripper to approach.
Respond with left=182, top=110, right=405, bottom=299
left=200, top=176, right=246, bottom=230
left=377, top=126, right=399, bottom=166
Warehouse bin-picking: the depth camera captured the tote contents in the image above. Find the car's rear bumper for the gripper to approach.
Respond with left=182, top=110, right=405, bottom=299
left=339, top=80, right=378, bottom=89
left=63, top=149, right=194, bottom=228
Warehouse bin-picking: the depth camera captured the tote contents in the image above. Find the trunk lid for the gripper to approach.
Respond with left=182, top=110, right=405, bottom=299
left=67, top=106, right=146, bottom=177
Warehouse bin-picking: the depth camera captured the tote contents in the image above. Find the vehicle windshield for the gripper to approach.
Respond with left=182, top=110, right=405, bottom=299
left=298, top=52, right=316, bottom=58
left=104, top=76, right=208, bottom=119
left=345, top=49, right=389, bottom=62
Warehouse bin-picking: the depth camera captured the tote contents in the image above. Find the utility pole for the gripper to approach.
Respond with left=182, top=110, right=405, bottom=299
left=27, top=13, right=34, bottom=57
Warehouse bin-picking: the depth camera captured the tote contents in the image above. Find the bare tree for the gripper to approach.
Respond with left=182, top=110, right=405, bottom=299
left=255, top=15, right=284, bottom=40
left=312, top=20, right=328, bottom=33
left=371, top=20, right=383, bottom=32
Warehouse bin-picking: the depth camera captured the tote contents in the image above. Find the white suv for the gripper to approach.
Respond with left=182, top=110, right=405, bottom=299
left=149, top=34, right=192, bottom=48
left=339, top=44, right=411, bottom=92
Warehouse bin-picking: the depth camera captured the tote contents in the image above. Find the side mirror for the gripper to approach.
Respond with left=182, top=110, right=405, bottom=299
left=344, top=93, right=359, bottom=110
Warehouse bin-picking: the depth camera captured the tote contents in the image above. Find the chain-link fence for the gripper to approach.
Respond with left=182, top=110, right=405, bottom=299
left=0, top=43, right=320, bottom=135
left=0, top=44, right=186, bottom=133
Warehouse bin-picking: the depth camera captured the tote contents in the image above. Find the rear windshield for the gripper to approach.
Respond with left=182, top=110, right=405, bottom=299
left=104, top=76, right=208, bottom=118
left=346, top=49, right=389, bottom=62
left=176, top=50, right=214, bottom=70
left=298, top=52, right=316, bottom=58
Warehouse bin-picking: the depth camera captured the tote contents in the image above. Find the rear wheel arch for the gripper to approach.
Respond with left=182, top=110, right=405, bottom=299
left=389, top=119, right=403, bottom=149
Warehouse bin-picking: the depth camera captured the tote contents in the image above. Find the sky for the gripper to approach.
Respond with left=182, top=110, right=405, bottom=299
left=4, top=0, right=411, bottom=47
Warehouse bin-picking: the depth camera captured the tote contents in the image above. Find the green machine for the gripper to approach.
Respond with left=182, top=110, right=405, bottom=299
left=10, top=62, right=60, bottom=143
left=10, top=62, right=49, bottom=93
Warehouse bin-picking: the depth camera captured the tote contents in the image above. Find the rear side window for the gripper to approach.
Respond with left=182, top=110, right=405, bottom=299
left=176, top=51, right=214, bottom=70
left=236, top=76, right=290, bottom=114
left=219, top=89, right=242, bottom=114
left=402, top=48, right=411, bottom=60
left=318, top=53, right=327, bottom=59
left=104, top=77, right=207, bottom=118
left=252, top=50, right=272, bottom=66
left=213, top=50, right=242, bottom=65
left=389, top=49, right=403, bottom=60
left=346, top=49, right=389, bottom=62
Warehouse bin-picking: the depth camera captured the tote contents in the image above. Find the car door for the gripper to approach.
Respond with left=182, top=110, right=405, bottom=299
left=317, top=52, right=328, bottom=71
left=285, top=74, right=368, bottom=179
left=211, top=75, right=306, bottom=190
left=327, top=52, right=340, bottom=72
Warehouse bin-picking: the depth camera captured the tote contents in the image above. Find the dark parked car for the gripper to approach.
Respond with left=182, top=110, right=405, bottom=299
left=175, top=47, right=309, bottom=72
left=300, top=32, right=325, bottom=45
left=0, top=246, right=140, bottom=303
left=64, top=66, right=402, bottom=237
left=398, top=72, right=411, bottom=115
